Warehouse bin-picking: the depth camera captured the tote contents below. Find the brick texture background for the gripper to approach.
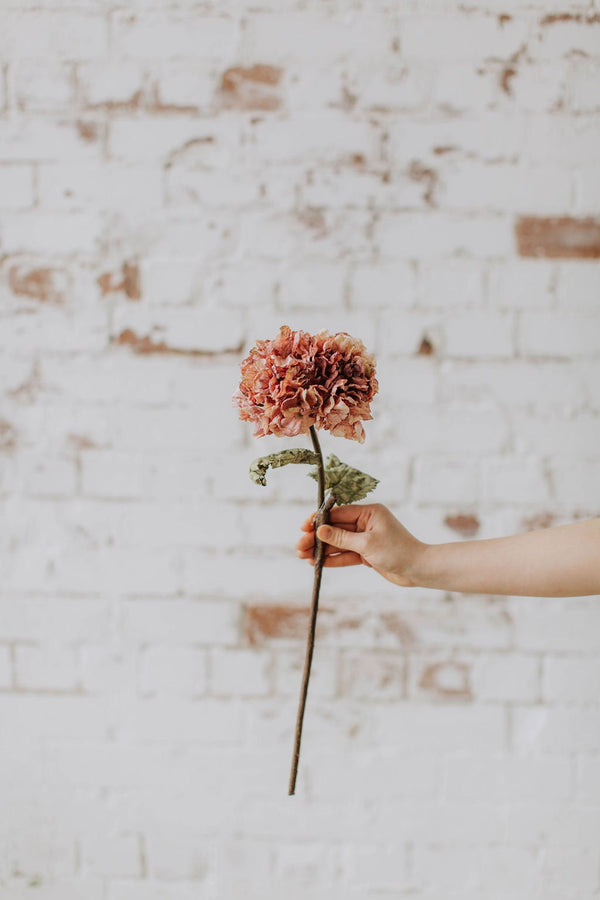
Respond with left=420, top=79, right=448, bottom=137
left=1, top=1, right=600, bottom=898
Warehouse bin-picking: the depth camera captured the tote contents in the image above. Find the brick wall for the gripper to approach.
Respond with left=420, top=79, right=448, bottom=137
left=1, top=1, right=599, bottom=898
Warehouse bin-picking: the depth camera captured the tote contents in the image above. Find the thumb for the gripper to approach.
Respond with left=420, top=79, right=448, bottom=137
left=317, top=524, right=364, bottom=554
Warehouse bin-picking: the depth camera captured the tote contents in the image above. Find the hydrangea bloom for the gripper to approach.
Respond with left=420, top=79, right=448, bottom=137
left=233, top=325, right=378, bottom=443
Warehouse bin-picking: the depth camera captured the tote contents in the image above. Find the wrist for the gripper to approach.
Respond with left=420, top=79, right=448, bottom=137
left=404, top=540, right=436, bottom=588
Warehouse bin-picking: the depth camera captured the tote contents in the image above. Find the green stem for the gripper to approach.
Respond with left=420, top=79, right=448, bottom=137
left=289, top=426, right=333, bottom=795
left=309, top=425, right=325, bottom=507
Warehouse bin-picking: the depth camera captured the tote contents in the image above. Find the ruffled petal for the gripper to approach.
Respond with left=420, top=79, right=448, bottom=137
left=232, top=324, right=378, bottom=442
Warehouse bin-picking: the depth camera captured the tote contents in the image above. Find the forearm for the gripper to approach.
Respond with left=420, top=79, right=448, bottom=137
left=411, top=517, right=600, bottom=597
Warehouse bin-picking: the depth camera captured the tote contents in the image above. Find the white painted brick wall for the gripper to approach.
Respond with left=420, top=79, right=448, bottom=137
left=0, top=1, right=599, bottom=898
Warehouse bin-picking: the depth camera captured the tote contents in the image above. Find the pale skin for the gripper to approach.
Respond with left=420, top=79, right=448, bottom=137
left=296, top=503, right=600, bottom=598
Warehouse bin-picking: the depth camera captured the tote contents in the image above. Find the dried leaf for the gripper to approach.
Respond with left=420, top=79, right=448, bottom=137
left=308, top=453, right=379, bottom=504
left=249, top=448, right=319, bottom=487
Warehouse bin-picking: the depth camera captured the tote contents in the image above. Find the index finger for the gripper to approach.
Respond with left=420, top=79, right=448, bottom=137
left=300, top=512, right=316, bottom=532
left=327, top=504, right=367, bottom=524
left=300, top=503, right=369, bottom=533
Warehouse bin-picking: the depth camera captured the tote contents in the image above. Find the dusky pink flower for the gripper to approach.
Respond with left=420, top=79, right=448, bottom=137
left=233, top=324, right=378, bottom=443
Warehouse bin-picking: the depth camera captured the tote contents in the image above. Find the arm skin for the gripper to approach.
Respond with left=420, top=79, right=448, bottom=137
left=412, top=517, right=600, bottom=598
left=297, top=504, right=600, bottom=598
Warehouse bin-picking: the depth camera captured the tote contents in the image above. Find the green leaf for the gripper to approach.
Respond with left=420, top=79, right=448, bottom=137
left=308, top=453, right=379, bottom=504
left=249, top=448, right=320, bottom=487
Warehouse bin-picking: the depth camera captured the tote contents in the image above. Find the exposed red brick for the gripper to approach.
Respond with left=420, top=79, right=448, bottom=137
left=408, top=160, right=438, bottom=206
left=444, top=514, right=480, bottom=537
left=87, top=90, right=143, bottom=113
left=516, top=216, right=600, bottom=259
left=115, top=329, right=173, bottom=355
left=499, top=45, right=527, bottom=97
left=225, top=63, right=282, bottom=89
left=498, top=14, right=512, bottom=25
left=164, top=136, right=218, bottom=174
left=244, top=603, right=334, bottom=646
left=9, top=266, right=65, bottom=303
left=433, top=145, right=457, bottom=155
left=541, top=12, right=579, bottom=24
left=0, top=420, right=18, bottom=452
left=500, top=64, right=517, bottom=96
left=122, top=262, right=141, bottom=300
left=379, top=612, right=415, bottom=646
left=114, top=328, right=238, bottom=358
left=349, top=153, right=366, bottom=167
left=419, top=661, right=472, bottom=701
left=97, top=272, right=113, bottom=295
left=521, top=511, right=555, bottom=531
left=76, top=120, right=99, bottom=142
left=417, top=336, right=435, bottom=356
left=219, top=64, right=283, bottom=111
left=541, top=12, right=600, bottom=25
left=97, top=261, right=141, bottom=299
left=168, top=135, right=216, bottom=160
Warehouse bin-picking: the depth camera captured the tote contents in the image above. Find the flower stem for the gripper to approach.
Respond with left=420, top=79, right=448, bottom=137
left=310, top=424, right=325, bottom=507
left=288, top=425, right=334, bottom=795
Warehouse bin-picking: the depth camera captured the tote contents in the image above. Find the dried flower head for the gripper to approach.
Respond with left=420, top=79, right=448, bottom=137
left=233, top=324, right=378, bottom=443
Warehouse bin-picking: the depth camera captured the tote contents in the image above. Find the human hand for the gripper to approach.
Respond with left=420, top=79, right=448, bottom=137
left=296, top=502, right=428, bottom=588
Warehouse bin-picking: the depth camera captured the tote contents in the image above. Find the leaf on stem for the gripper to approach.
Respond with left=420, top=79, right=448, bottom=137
left=249, top=448, right=320, bottom=487
left=308, top=453, right=379, bottom=504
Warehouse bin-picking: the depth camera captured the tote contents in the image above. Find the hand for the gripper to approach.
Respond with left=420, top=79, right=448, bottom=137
left=296, top=502, right=428, bottom=588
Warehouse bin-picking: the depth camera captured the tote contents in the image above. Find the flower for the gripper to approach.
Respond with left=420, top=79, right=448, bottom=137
left=233, top=325, right=378, bottom=443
